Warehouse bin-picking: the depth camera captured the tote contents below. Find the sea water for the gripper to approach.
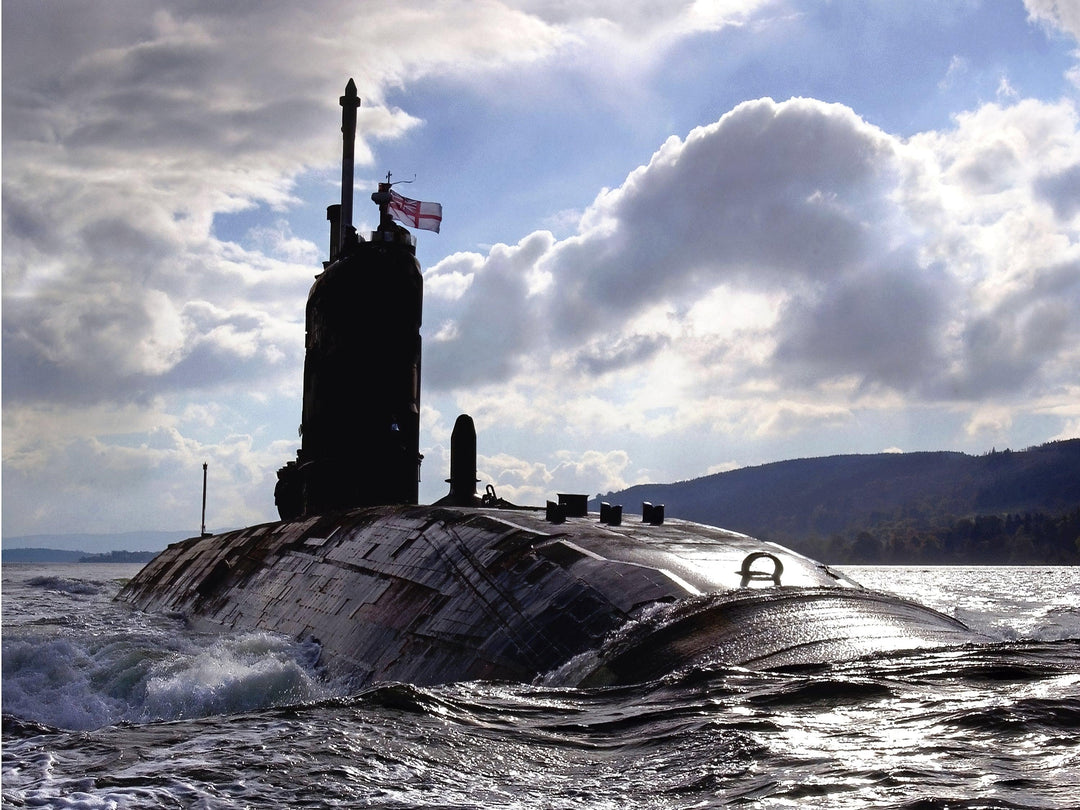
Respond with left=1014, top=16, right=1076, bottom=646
left=2, top=562, right=1078, bottom=808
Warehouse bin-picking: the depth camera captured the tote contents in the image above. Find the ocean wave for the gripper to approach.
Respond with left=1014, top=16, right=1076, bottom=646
left=140, top=632, right=327, bottom=722
left=942, top=696, right=1080, bottom=735
left=25, top=575, right=105, bottom=596
left=4, top=637, right=1078, bottom=809
left=1, top=629, right=329, bottom=731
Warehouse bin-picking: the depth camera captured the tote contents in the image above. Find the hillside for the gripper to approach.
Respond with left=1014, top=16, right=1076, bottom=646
left=594, top=439, right=1080, bottom=564
left=1, top=530, right=197, bottom=557
left=1, top=548, right=159, bottom=563
left=2, top=548, right=87, bottom=563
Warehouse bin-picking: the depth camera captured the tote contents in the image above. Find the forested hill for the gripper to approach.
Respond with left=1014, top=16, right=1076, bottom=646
left=593, top=439, right=1080, bottom=564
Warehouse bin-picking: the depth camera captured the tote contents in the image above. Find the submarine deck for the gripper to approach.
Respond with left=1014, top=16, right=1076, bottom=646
left=118, top=505, right=973, bottom=687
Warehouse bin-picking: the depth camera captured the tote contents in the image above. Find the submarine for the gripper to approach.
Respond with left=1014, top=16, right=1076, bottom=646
left=118, top=81, right=977, bottom=688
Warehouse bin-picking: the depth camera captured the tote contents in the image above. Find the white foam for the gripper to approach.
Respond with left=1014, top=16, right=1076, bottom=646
left=2, top=637, right=133, bottom=730
left=26, top=575, right=105, bottom=595
left=139, top=632, right=325, bottom=722
left=2, top=628, right=328, bottom=730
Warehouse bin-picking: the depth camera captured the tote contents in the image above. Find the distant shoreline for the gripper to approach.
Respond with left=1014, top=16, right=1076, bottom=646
left=2, top=529, right=195, bottom=561
left=2, top=548, right=159, bottom=564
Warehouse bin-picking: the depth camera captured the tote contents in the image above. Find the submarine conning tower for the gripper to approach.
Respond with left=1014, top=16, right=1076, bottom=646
left=276, top=80, right=423, bottom=519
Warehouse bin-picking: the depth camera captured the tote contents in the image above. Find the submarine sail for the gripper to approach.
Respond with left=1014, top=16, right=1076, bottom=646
left=275, top=79, right=422, bottom=519
left=118, top=81, right=979, bottom=688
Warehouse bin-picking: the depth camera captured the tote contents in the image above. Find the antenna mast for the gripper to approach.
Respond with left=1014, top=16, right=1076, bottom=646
left=338, top=79, right=361, bottom=253
left=200, top=462, right=210, bottom=537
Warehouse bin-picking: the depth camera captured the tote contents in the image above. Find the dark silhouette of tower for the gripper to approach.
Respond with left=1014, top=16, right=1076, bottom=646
left=276, top=80, right=423, bottom=518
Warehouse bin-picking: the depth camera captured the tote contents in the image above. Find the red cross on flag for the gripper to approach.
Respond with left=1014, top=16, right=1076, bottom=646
left=389, top=190, right=443, bottom=233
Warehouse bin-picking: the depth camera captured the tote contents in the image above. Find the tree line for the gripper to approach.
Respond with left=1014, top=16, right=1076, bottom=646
left=787, top=508, right=1080, bottom=565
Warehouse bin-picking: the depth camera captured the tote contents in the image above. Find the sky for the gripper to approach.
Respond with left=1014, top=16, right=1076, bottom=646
left=3, top=0, right=1080, bottom=540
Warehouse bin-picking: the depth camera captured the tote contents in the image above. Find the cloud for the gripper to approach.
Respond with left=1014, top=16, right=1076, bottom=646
left=425, top=94, right=1080, bottom=444
left=243, top=221, right=321, bottom=265
left=772, top=261, right=952, bottom=392
left=423, top=231, right=555, bottom=387
left=1035, top=162, right=1080, bottom=220
left=572, top=333, right=673, bottom=377
left=1, top=424, right=288, bottom=536
left=550, top=99, right=896, bottom=327
left=1024, top=0, right=1080, bottom=88
left=478, top=448, right=638, bottom=504
left=947, top=259, right=1080, bottom=398
left=939, top=55, right=970, bottom=91
left=425, top=98, right=903, bottom=388
left=0, top=0, right=585, bottom=415
left=510, top=0, right=769, bottom=46
left=1024, top=0, right=1080, bottom=42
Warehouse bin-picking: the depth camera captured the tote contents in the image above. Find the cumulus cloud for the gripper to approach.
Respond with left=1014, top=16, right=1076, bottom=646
left=1024, top=0, right=1080, bottom=41
left=511, top=0, right=769, bottom=45
left=1025, top=0, right=1080, bottom=88
left=772, top=261, right=953, bottom=392
left=1, top=424, right=291, bottom=535
left=1035, top=162, right=1080, bottom=219
left=478, top=448, right=637, bottom=505
left=425, top=98, right=904, bottom=388
left=423, top=95, right=1080, bottom=472
left=544, top=99, right=897, bottom=336
left=423, top=232, right=554, bottom=387
left=429, top=96, right=1079, bottom=391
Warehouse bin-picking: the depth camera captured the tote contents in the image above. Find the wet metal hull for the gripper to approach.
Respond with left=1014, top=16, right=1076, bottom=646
left=118, top=505, right=975, bottom=687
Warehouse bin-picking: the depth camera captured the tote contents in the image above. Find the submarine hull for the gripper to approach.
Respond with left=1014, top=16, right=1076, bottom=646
left=119, top=82, right=977, bottom=689
left=118, top=505, right=975, bottom=687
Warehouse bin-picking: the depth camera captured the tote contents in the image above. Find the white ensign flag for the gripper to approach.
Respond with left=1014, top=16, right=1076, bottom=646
left=389, top=190, right=443, bottom=233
